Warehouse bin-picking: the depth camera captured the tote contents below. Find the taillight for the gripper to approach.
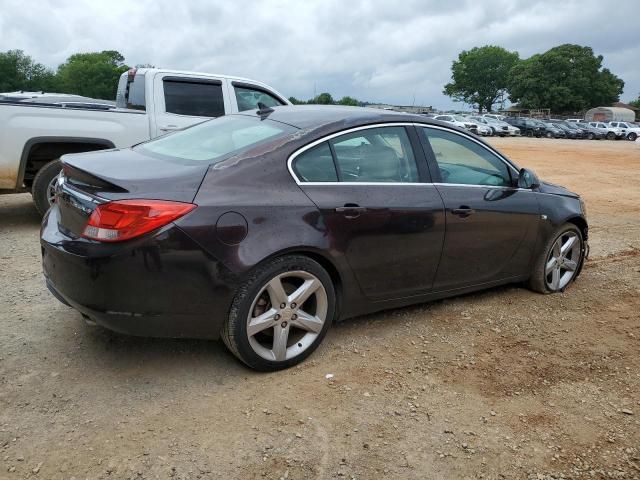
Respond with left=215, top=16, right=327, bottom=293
left=82, top=199, right=196, bottom=242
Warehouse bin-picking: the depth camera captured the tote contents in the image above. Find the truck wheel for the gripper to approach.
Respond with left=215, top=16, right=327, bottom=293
left=32, top=159, right=62, bottom=216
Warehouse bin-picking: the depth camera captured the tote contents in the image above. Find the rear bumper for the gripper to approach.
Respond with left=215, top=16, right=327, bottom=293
left=41, top=205, right=237, bottom=339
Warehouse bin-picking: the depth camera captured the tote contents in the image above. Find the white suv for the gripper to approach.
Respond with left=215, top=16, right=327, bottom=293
left=588, top=122, right=626, bottom=140
left=609, top=121, right=640, bottom=141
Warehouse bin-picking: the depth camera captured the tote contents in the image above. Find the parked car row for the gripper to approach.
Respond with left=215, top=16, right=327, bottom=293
left=504, top=117, right=638, bottom=140
left=430, top=114, right=520, bottom=137
left=426, top=112, right=639, bottom=141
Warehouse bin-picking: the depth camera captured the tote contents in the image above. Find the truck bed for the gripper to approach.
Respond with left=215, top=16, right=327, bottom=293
left=0, top=102, right=150, bottom=190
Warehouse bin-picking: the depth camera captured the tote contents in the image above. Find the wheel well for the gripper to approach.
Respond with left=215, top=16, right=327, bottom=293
left=567, top=216, right=588, bottom=241
left=21, top=140, right=113, bottom=188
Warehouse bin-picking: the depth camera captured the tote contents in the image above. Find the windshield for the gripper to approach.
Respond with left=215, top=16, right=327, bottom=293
left=454, top=115, right=469, bottom=122
left=138, top=115, right=295, bottom=164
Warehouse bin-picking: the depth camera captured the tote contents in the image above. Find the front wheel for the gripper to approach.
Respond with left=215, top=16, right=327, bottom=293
left=628, top=132, right=637, bottom=141
left=32, top=159, right=62, bottom=216
left=587, top=133, right=595, bottom=140
left=528, top=224, right=584, bottom=294
left=606, top=132, right=615, bottom=140
left=221, top=255, right=336, bottom=371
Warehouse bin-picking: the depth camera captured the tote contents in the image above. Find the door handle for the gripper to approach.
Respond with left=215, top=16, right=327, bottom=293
left=451, top=206, right=475, bottom=217
left=335, top=204, right=366, bottom=219
left=160, top=125, right=179, bottom=132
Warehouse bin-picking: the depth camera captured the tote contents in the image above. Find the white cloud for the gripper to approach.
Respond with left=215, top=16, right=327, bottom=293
left=0, top=0, right=637, bottom=108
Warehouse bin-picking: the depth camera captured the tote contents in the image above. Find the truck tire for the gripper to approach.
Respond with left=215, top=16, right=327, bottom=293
left=32, top=159, right=62, bottom=216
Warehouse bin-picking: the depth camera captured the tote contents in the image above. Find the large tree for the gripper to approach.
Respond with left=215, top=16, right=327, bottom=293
left=0, top=49, right=57, bottom=92
left=55, top=50, right=129, bottom=100
left=444, top=45, right=519, bottom=113
left=308, top=92, right=334, bottom=105
left=507, top=44, right=624, bottom=112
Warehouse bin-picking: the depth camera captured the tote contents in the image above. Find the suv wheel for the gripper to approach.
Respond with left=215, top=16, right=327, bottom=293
left=628, top=132, right=637, bottom=141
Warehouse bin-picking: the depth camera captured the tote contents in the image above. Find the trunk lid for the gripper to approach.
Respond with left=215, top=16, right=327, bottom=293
left=56, top=148, right=208, bottom=237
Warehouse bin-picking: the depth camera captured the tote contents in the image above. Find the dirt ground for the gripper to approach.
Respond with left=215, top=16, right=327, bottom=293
left=1, top=138, right=639, bottom=480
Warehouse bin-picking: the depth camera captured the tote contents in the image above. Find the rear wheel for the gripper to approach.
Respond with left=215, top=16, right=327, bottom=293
left=32, top=159, right=62, bottom=216
left=587, top=133, right=595, bottom=140
left=528, top=224, right=584, bottom=294
left=545, top=131, right=553, bottom=138
left=606, top=132, right=615, bottom=140
left=222, top=255, right=335, bottom=371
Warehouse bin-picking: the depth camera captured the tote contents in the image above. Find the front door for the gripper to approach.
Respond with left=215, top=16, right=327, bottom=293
left=418, top=126, right=540, bottom=291
left=292, top=125, right=446, bottom=300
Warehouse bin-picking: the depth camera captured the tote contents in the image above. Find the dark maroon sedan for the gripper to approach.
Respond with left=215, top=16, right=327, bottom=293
left=42, top=106, right=588, bottom=370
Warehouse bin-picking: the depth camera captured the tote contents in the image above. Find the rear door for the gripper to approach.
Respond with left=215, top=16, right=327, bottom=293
left=418, top=126, right=540, bottom=291
left=291, top=124, right=446, bottom=300
left=151, top=72, right=231, bottom=137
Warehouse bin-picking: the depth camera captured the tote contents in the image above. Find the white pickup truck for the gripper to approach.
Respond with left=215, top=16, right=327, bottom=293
left=0, top=68, right=290, bottom=214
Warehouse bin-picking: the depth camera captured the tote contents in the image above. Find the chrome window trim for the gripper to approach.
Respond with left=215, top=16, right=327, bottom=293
left=287, top=122, right=419, bottom=185
left=287, top=122, right=520, bottom=186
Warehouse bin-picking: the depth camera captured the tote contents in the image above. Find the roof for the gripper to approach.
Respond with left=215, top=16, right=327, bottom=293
left=612, top=102, right=639, bottom=111
left=240, top=104, right=428, bottom=130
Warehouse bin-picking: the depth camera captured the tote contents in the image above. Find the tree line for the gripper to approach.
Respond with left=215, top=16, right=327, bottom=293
left=0, top=49, right=140, bottom=100
left=288, top=92, right=361, bottom=106
left=2, top=46, right=637, bottom=113
left=443, top=44, right=630, bottom=113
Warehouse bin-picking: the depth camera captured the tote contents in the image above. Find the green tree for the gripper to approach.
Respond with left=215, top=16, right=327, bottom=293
left=507, top=44, right=624, bottom=112
left=288, top=96, right=305, bottom=104
left=55, top=50, right=129, bottom=99
left=0, top=49, right=57, bottom=92
left=630, top=94, right=640, bottom=109
left=308, top=92, right=334, bottom=105
left=337, top=96, right=359, bottom=106
left=443, top=45, right=519, bottom=113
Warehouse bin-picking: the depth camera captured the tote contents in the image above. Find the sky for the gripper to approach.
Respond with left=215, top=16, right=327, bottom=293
left=1, top=0, right=638, bottom=109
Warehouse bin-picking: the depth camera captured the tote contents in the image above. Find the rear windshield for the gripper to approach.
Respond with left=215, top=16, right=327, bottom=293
left=137, top=115, right=296, bottom=164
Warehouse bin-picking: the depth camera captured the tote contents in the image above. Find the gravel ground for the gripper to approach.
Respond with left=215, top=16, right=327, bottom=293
left=0, top=138, right=639, bottom=479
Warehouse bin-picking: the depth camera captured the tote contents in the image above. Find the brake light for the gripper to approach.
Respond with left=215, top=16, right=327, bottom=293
left=82, top=199, right=196, bottom=242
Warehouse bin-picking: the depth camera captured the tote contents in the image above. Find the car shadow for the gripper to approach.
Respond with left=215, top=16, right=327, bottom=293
left=0, top=193, right=41, bottom=229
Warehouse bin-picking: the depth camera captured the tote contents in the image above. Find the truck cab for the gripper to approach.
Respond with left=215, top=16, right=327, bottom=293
left=0, top=68, right=290, bottom=214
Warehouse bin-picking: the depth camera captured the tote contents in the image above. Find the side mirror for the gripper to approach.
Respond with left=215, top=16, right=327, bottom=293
left=518, top=168, right=540, bottom=189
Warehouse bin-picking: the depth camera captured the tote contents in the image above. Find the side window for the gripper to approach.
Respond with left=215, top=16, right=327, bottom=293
left=293, top=143, right=337, bottom=182
left=163, top=79, right=225, bottom=117
left=331, top=126, right=419, bottom=183
left=422, top=128, right=512, bottom=187
left=235, top=85, right=285, bottom=112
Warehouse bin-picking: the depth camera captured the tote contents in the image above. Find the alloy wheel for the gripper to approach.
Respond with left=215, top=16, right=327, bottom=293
left=246, top=271, right=328, bottom=361
left=46, top=175, right=58, bottom=206
left=545, top=232, right=581, bottom=291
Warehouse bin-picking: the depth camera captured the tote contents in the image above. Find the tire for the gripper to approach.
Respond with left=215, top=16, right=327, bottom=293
left=628, top=132, right=637, bottom=141
left=221, top=255, right=336, bottom=371
left=528, top=223, right=584, bottom=294
left=545, top=131, right=553, bottom=138
left=526, top=130, right=533, bottom=138
left=32, top=159, right=62, bottom=216
left=606, top=132, right=615, bottom=140
left=587, top=133, right=595, bottom=140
